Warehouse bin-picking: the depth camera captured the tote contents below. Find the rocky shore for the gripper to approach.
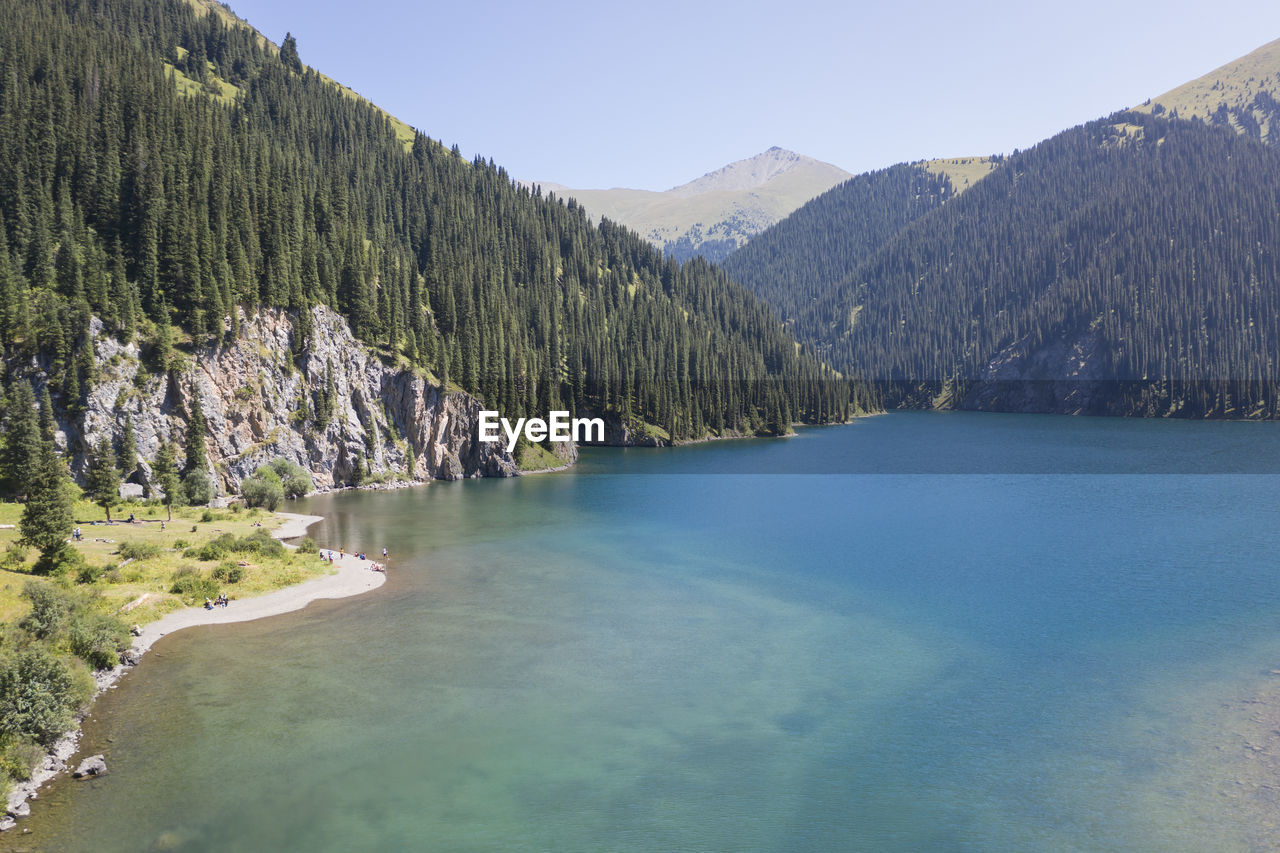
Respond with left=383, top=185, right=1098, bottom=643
left=0, top=511, right=386, bottom=831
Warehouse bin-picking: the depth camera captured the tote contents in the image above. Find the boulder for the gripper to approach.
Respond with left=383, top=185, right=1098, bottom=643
left=72, top=755, right=107, bottom=779
left=118, top=483, right=145, bottom=501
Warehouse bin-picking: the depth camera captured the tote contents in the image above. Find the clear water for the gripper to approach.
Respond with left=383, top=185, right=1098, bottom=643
left=16, top=412, right=1280, bottom=851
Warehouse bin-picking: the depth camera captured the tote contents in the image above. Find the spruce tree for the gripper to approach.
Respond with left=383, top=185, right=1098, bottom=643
left=20, top=435, right=73, bottom=573
left=184, top=394, right=208, bottom=475
left=85, top=435, right=121, bottom=521
left=118, top=418, right=138, bottom=481
left=2, top=381, right=40, bottom=500
left=151, top=441, right=180, bottom=521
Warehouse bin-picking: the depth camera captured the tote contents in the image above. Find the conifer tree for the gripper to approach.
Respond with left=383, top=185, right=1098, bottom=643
left=151, top=441, right=181, bottom=521
left=1, top=381, right=40, bottom=500
left=118, top=418, right=138, bottom=482
left=280, top=32, right=302, bottom=74
left=20, top=431, right=73, bottom=573
left=85, top=436, right=121, bottom=521
left=184, top=395, right=208, bottom=475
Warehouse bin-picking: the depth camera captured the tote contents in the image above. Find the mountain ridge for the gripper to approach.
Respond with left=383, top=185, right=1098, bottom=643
left=531, top=148, right=852, bottom=263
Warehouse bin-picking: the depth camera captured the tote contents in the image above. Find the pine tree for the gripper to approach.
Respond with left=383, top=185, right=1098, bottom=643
left=20, top=434, right=73, bottom=573
left=280, top=32, right=302, bottom=74
left=118, top=418, right=138, bottom=481
left=85, top=435, right=121, bottom=521
left=1, top=381, right=40, bottom=499
left=184, top=394, right=208, bottom=475
left=151, top=441, right=180, bottom=521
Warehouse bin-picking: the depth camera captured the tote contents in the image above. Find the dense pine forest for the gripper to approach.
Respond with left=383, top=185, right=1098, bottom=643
left=726, top=112, right=1280, bottom=417
left=722, top=163, right=956, bottom=332
left=0, top=0, right=863, bottom=467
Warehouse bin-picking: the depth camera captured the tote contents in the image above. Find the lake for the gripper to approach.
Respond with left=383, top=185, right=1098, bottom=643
left=15, top=411, right=1280, bottom=851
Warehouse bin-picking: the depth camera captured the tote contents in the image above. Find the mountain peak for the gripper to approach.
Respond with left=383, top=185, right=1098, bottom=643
left=666, top=148, right=828, bottom=197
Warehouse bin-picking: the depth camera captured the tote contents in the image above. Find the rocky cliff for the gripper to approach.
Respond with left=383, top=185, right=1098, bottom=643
left=43, top=306, right=519, bottom=496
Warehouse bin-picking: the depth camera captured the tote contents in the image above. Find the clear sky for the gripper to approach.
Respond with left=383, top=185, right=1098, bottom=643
left=225, top=0, right=1280, bottom=190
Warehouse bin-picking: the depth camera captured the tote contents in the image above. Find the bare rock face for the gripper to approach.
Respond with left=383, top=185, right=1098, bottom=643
left=63, top=307, right=517, bottom=495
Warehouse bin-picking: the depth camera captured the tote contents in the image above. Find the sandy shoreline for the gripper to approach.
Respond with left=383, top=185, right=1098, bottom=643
left=2, top=511, right=386, bottom=827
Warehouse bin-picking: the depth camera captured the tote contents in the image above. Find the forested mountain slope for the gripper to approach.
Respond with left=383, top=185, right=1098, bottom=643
left=0, top=0, right=863, bottom=492
left=721, top=163, right=958, bottom=333
left=794, top=113, right=1280, bottom=417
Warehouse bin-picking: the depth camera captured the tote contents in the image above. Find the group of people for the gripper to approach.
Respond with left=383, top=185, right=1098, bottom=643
left=203, top=595, right=230, bottom=610
left=320, top=546, right=389, bottom=573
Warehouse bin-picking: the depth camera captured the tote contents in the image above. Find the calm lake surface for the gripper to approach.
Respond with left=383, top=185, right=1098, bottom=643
left=17, top=411, right=1280, bottom=851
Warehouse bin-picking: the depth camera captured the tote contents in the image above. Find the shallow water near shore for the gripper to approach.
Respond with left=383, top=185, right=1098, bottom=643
left=15, top=412, right=1280, bottom=851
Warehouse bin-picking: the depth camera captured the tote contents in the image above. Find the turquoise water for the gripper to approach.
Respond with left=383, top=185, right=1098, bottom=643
left=17, top=412, right=1280, bottom=851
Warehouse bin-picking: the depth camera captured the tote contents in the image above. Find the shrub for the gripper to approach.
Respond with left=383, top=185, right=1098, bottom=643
left=76, top=563, right=106, bottom=585
left=0, top=737, right=45, bottom=783
left=268, top=459, right=314, bottom=499
left=182, top=469, right=213, bottom=506
left=212, top=562, right=243, bottom=584
left=0, top=648, right=93, bottom=746
left=235, top=530, right=285, bottom=558
left=171, top=538, right=189, bottom=550
left=240, top=469, right=284, bottom=511
left=1, top=543, right=28, bottom=571
left=295, top=536, right=316, bottom=554
left=68, top=613, right=130, bottom=670
left=19, top=580, right=73, bottom=640
left=118, top=540, right=161, bottom=561
left=169, top=567, right=220, bottom=602
left=200, top=510, right=215, bottom=523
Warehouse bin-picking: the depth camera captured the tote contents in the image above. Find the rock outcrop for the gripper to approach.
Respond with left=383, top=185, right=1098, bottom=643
left=41, top=306, right=518, bottom=495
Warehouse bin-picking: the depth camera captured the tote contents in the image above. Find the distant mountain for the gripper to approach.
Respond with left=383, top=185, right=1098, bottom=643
left=533, top=148, right=852, bottom=263
left=724, top=35, right=1280, bottom=419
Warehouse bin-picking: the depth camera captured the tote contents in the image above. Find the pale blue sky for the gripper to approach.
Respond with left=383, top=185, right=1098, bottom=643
left=227, top=0, right=1280, bottom=190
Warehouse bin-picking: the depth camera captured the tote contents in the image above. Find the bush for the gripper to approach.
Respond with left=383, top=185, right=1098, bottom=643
left=0, top=648, right=93, bottom=747
left=200, top=510, right=215, bottom=523
left=241, top=469, right=284, bottom=511
left=171, top=538, right=189, bottom=550
left=19, top=580, right=73, bottom=640
left=77, top=563, right=106, bottom=585
left=1, top=543, right=28, bottom=571
left=236, top=530, right=285, bottom=558
left=118, top=540, right=161, bottom=561
left=68, top=613, right=130, bottom=670
left=295, top=536, right=316, bottom=554
left=0, top=737, right=45, bottom=783
left=182, top=469, right=213, bottom=506
left=268, top=459, right=314, bottom=499
left=169, top=567, right=220, bottom=602
left=212, top=562, right=244, bottom=584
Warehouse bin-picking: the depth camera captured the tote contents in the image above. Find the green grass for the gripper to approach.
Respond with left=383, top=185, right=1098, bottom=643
left=516, top=442, right=564, bottom=472
left=0, top=501, right=331, bottom=628
left=1133, top=36, right=1280, bottom=124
